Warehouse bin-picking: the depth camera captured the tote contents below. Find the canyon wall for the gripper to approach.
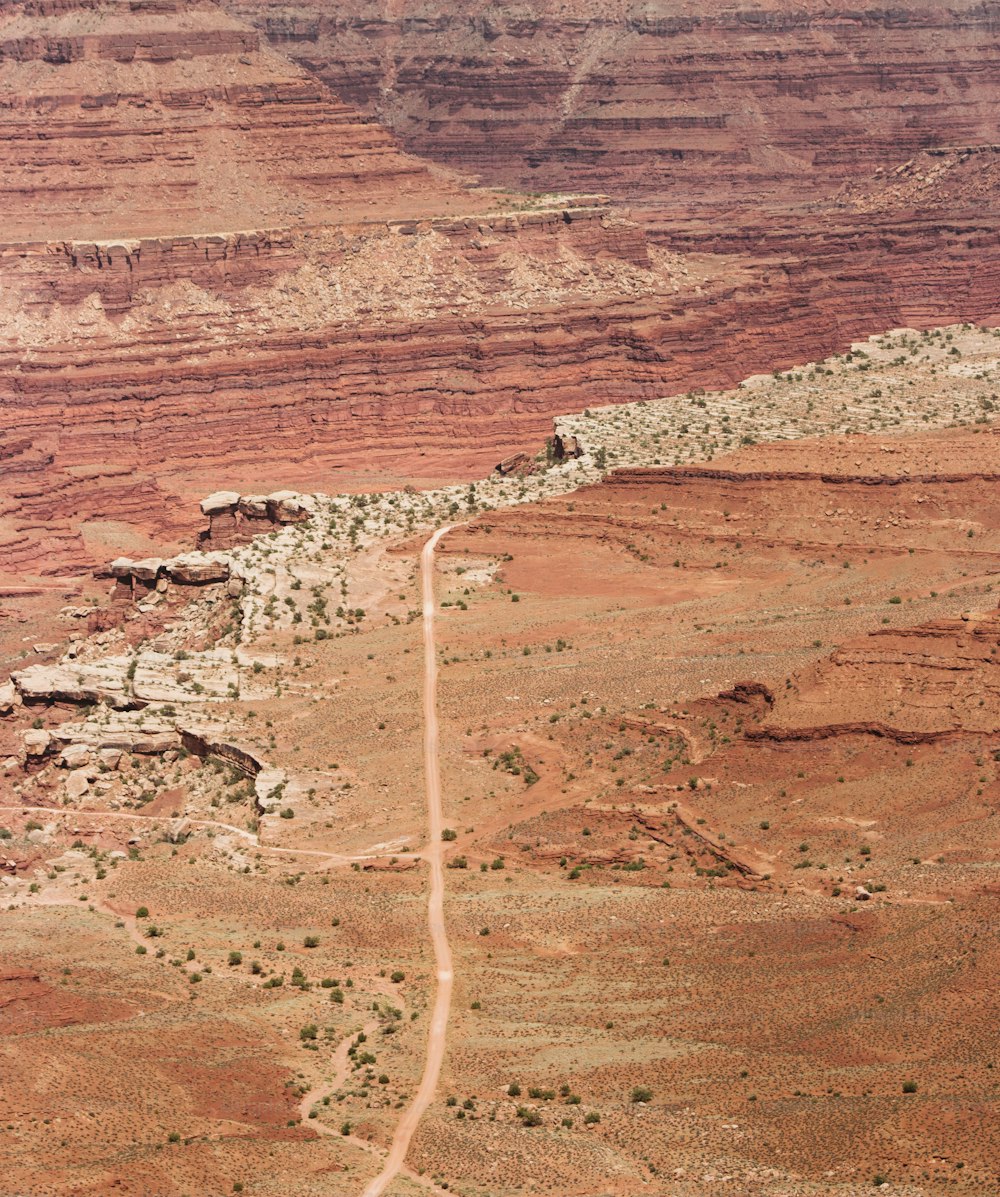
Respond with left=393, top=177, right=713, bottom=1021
left=230, top=0, right=1000, bottom=209
left=0, top=0, right=487, bottom=242
left=5, top=198, right=999, bottom=578
left=3, top=0, right=1000, bottom=582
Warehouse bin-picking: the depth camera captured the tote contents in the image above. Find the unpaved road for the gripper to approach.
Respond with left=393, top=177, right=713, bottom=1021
left=362, top=525, right=455, bottom=1197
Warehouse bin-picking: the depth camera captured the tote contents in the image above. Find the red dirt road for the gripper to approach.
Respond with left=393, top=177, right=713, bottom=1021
left=363, top=525, right=455, bottom=1196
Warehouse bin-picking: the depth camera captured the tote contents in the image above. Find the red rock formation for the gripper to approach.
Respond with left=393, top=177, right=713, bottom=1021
left=4, top=0, right=1000, bottom=584
left=0, top=0, right=483, bottom=242
left=197, top=490, right=310, bottom=549
left=0, top=203, right=686, bottom=575
left=766, top=609, right=1000, bottom=738
left=7, top=196, right=1000, bottom=578
left=0, top=0, right=678, bottom=575
left=232, top=0, right=1000, bottom=209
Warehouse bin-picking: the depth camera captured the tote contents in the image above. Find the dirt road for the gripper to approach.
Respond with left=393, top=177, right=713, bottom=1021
left=362, top=525, right=455, bottom=1197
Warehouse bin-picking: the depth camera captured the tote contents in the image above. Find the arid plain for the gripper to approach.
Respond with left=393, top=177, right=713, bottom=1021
left=2, top=328, right=998, bottom=1195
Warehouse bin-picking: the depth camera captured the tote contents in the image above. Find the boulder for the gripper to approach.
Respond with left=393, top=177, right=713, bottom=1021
left=200, top=490, right=241, bottom=516
left=65, top=769, right=90, bottom=800
left=165, top=817, right=192, bottom=844
left=855, top=886, right=872, bottom=901
left=0, top=680, right=18, bottom=714
left=23, top=728, right=51, bottom=757
left=267, top=491, right=310, bottom=523
left=495, top=451, right=536, bottom=476
left=226, top=575, right=245, bottom=597
left=59, top=743, right=91, bottom=770
left=553, top=433, right=582, bottom=459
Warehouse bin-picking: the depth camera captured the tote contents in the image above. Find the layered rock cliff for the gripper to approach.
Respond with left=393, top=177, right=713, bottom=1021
left=0, top=0, right=675, bottom=574
left=0, top=0, right=492, bottom=243
left=4, top=0, right=1000, bottom=582
left=231, top=0, right=1000, bottom=209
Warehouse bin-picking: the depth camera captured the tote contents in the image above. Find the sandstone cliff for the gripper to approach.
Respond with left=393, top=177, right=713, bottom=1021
left=230, top=0, right=1000, bottom=209
left=3, top=0, right=1000, bottom=582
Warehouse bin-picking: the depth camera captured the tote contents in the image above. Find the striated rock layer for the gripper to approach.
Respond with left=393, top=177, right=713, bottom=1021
left=5, top=210, right=999, bottom=577
left=0, top=0, right=488, bottom=241
left=232, top=0, right=1000, bottom=209
left=3, top=0, right=1000, bottom=581
left=0, top=0, right=669, bottom=574
left=0, top=199, right=697, bottom=575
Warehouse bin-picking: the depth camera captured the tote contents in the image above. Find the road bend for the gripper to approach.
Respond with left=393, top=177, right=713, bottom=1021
left=362, top=525, right=455, bottom=1196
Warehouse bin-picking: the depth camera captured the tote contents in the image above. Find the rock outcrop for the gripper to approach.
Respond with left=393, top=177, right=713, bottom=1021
left=762, top=609, right=1000, bottom=739
left=98, top=551, right=241, bottom=608
left=198, top=490, right=313, bottom=549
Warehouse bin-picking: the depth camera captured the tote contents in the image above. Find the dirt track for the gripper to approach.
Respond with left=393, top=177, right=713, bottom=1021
left=362, top=525, right=455, bottom=1196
